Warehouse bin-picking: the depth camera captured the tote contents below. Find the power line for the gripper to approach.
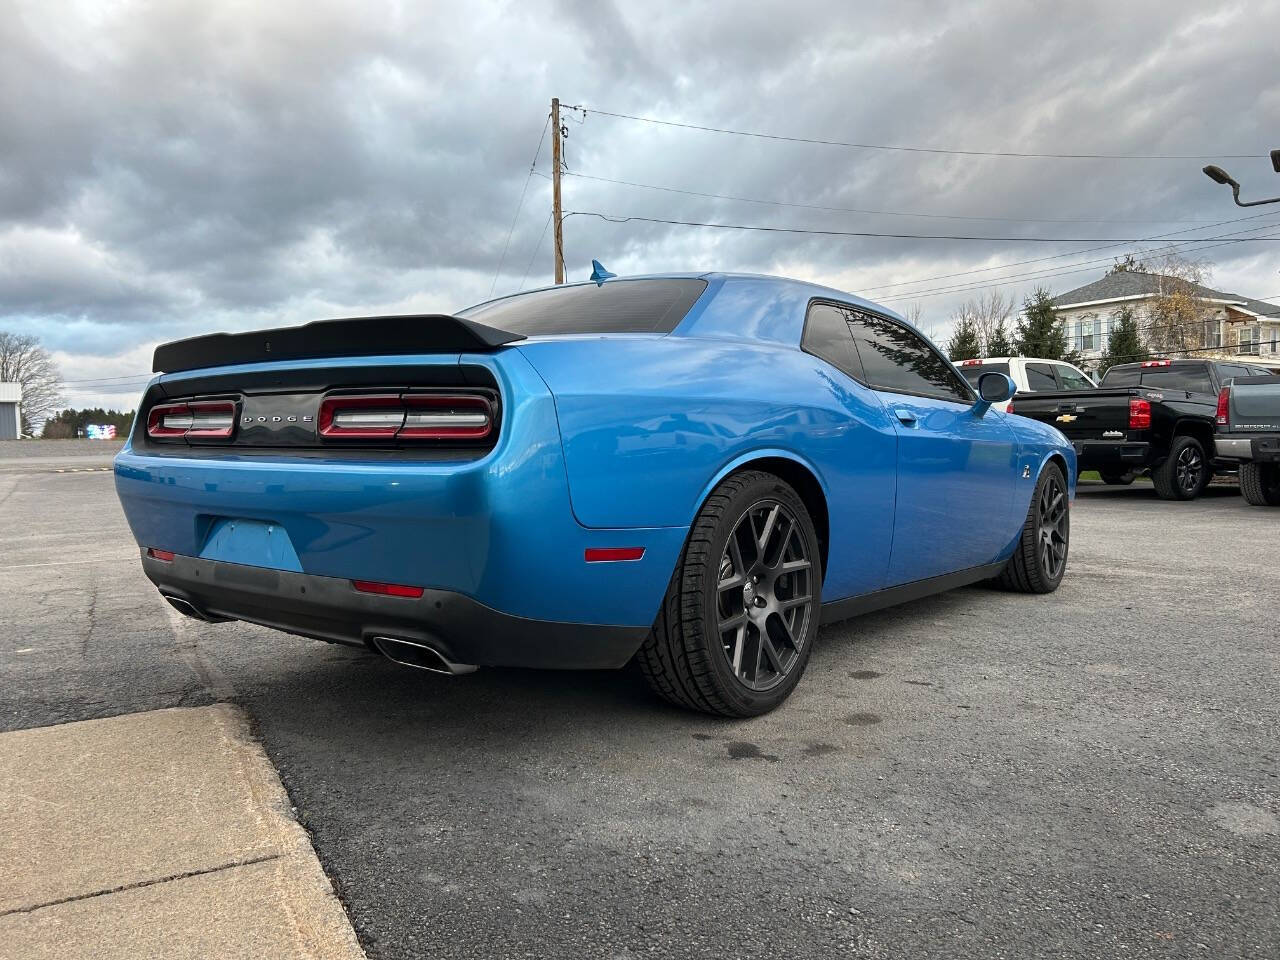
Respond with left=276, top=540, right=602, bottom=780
left=565, top=104, right=1267, bottom=161
left=560, top=170, right=1222, bottom=225
left=489, top=113, right=552, bottom=296
left=567, top=210, right=1280, bottom=244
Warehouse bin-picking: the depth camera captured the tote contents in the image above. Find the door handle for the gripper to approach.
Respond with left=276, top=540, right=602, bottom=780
left=893, top=408, right=917, bottom=426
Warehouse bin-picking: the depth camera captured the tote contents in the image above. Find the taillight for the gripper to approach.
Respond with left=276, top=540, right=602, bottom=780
left=1006, top=402, right=1014, bottom=414
left=146, top=399, right=236, bottom=440
left=319, top=393, right=493, bottom=441
left=1140, top=359, right=1172, bottom=368
left=1215, top=386, right=1230, bottom=425
left=1129, top=397, right=1152, bottom=430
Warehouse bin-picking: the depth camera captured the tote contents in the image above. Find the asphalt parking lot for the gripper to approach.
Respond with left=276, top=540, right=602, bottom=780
left=2, top=447, right=1277, bottom=959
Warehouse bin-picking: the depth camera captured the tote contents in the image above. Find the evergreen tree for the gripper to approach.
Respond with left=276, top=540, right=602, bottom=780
left=947, top=315, right=982, bottom=361
left=1013, top=288, right=1069, bottom=360
left=1097, top=306, right=1144, bottom=376
left=985, top=322, right=1014, bottom=358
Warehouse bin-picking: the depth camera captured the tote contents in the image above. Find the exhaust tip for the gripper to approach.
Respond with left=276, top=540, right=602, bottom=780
left=163, top=593, right=212, bottom=621
left=370, top=636, right=478, bottom=676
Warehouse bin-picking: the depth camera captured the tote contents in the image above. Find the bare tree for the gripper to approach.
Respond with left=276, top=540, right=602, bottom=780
left=1137, top=251, right=1215, bottom=357
left=950, top=290, right=1015, bottom=358
left=0, top=331, right=65, bottom=434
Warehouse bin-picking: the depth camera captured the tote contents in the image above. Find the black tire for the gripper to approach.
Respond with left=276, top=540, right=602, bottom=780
left=1151, top=435, right=1209, bottom=501
left=637, top=470, right=823, bottom=717
left=1100, top=469, right=1135, bottom=486
left=998, top=462, right=1069, bottom=594
left=1240, top=461, right=1280, bottom=506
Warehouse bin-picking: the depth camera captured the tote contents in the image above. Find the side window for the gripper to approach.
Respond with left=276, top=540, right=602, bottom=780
left=1101, top=365, right=1139, bottom=387
left=1024, top=363, right=1059, bottom=392
left=1055, top=364, right=1095, bottom=391
left=845, top=311, right=972, bottom=403
left=801, top=303, right=864, bottom=382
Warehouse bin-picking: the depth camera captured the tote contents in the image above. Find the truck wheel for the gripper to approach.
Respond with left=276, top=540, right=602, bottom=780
left=998, top=462, right=1069, bottom=594
left=1100, top=469, right=1135, bottom=486
left=1240, top=462, right=1280, bottom=506
left=1151, top=435, right=1208, bottom=501
left=637, top=470, right=822, bottom=717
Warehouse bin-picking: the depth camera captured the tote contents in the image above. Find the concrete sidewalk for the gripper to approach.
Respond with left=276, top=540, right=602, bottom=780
left=0, top=706, right=365, bottom=960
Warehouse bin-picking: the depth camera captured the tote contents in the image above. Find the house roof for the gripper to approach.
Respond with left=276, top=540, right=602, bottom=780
left=1052, top=270, right=1278, bottom=319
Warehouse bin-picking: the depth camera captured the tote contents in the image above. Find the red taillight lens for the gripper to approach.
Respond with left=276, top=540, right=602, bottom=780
left=1129, top=397, right=1152, bottom=430
left=318, top=394, right=404, bottom=438
left=1215, top=386, right=1230, bottom=426
left=1006, top=402, right=1015, bottom=414
left=147, top=547, right=175, bottom=562
left=319, top=393, right=493, bottom=441
left=147, top=398, right=237, bottom=440
left=352, top=579, right=425, bottom=598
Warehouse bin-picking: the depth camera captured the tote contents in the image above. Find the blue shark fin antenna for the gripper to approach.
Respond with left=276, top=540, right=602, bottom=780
left=589, top=259, right=617, bottom=285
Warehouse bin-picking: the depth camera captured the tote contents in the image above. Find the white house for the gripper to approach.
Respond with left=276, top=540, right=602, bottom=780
left=1051, top=271, right=1280, bottom=373
left=0, top=382, right=21, bottom=440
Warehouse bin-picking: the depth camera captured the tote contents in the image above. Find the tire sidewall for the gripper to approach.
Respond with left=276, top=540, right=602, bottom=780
left=1036, top=462, right=1069, bottom=589
left=694, top=475, right=823, bottom=715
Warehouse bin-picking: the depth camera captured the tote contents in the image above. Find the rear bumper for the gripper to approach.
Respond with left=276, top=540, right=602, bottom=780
left=1216, top=435, right=1280, bottom=462
left=1070, top=439, right=1152, bottom=469
left=144, top=551, right=648, bottom=669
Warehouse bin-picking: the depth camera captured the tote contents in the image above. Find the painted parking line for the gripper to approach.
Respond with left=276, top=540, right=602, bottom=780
left=0, top=706, right=366, bottom=960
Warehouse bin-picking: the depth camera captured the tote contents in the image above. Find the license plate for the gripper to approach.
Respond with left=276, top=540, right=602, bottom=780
left=198, top=519, right=303, bottom=572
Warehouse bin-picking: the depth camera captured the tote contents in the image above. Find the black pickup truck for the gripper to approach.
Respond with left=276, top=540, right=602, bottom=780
left=1214, top=374, right=1280, bottom=506
left=1009, top=359, right=1274, bottom=501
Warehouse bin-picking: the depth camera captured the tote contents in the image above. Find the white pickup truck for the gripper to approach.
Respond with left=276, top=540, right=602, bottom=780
left=955, top=356, right=1096, bottom=412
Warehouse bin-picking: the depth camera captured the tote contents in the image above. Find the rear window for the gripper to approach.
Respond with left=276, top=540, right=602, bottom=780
left=459, top=278, right=708, bottom=336
left=1101, top=366, right=1139, bottom=387
left=1140, top=366, right=1213, bottom=394
left=959, top=362, right=1009, bottom=387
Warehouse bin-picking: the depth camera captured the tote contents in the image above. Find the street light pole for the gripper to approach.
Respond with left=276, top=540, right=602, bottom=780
left=1202, top=149, right=1280, bottom=207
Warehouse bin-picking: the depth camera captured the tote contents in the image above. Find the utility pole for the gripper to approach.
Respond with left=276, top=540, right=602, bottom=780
left=551, top=98, right=565, bottom=284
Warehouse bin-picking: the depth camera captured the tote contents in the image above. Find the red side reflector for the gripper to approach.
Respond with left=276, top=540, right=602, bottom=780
left=584, top=547, right=646, bottom=563
left=147, top=548, right=175, bottom=562
left=352, top=579, right=425, bottom=598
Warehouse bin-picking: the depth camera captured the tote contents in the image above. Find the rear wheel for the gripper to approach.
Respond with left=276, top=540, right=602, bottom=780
left=1152, top=435, right=1208, bottom=501
left=998, top=462, right=1069, bottom=594
left=637, top=470, right=822, bottom=717
left=1240, top=461, right=1280, bottom=506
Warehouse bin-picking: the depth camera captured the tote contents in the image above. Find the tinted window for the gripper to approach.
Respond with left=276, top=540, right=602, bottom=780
left=1217, top=363, right=1251, bottom=383
left=1055, top=364, right=1095, bottom=391
left=1025, top=363, right=1058, bottom=391
left=846, top=312, right=971, bottom=402
left=1101, top=366, right=1139, bottom=387
left=459, top=278, right=707, bottom=336
left=801, top=304, right=864, bottom=381
left=960, top=362, right=1009, bottom=387
left=1140, top=366, right=1214, bottom=394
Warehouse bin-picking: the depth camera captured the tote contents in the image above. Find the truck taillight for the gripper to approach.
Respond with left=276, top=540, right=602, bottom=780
left=1215, top=386, right=1230, bottom=426
left=318, top=393, right=493, bottom=441
left=1128, top=397, right=1152, bottom=430
left=146, top=399, right=237, bottom=440
left=1140, top=359, right=1172, bottom=367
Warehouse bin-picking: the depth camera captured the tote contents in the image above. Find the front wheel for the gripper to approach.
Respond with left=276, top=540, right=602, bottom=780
left=637, top=470, right=822, bottom=717
left=998, top=462, right=1069, bottom=593
left=1240, top=461, right=1280, bottom=506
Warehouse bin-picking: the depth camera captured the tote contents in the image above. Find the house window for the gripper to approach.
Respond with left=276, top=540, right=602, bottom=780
left=1203, top=319, right=1221, bottom=348
left=1236, top=326, right=1260, bottom=356
left=1078, top=317, right=1096, bottom=352
left=1270, top=328, right=1278, bottom=354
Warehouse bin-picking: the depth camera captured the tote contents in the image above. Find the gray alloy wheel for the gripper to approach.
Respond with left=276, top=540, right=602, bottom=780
left=636, top=470, right=822, bottom=717
left=998, top=462, right=1069, bottom=593
left=1152, top=435, right=1209, bottom=501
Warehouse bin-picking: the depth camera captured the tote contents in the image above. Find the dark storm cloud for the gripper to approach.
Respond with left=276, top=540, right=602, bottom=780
left=1, top=0, right=1278, bottom=406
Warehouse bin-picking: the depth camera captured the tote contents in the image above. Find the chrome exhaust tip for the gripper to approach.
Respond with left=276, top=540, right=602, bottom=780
left=162, top=593, right=213, bottom=622
left=370, top=636, right=478, bottom=676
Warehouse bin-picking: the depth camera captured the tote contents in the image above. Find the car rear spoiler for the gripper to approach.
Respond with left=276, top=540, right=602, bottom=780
left=152, top=314, right=526, bottom=374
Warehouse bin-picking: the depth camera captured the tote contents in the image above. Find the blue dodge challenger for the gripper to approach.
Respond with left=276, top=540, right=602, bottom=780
left=115, top=273, right=1074, bottom=716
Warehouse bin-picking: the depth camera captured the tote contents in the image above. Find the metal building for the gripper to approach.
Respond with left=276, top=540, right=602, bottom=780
left=0, top=382, right=22, bottom=440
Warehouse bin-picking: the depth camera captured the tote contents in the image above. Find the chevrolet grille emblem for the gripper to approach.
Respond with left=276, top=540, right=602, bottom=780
left=1056, top=414, right=1077, bottom=423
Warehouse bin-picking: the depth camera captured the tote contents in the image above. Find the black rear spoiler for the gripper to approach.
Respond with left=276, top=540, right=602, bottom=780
left=152, top=314, right=525, bottom=374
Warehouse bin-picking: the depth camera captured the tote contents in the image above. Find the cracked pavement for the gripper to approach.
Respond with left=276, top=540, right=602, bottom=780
left=1, top=447, right=1277, bottom=959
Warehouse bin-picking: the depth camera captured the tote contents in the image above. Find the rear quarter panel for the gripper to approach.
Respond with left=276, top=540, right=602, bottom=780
left=518, top=336, right=899, bottom=601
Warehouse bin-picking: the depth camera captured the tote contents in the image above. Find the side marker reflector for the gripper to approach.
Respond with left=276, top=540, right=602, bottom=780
left=584, top=547, right=646, bottom=563
left=147, top=548, right=176, bottom=562
left=352, top=579, right=425, bottom=598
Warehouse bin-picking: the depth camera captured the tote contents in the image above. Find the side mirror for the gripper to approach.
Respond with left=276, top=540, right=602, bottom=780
left=972, top=372, right=1016, bottom=416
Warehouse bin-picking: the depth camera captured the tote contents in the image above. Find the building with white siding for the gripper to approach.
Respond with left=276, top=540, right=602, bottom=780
left=0, top=382, right=21, bottom=440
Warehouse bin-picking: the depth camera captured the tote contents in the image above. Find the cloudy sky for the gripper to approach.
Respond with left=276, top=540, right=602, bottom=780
left=2, top=0, right=1279, bottom=410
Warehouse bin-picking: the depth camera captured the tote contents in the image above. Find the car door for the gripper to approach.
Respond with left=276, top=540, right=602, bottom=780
left=844, top=311, right=1018, bottom=585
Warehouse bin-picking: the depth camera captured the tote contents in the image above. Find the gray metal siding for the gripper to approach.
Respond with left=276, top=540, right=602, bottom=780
left=0, top=402, right=18, bottom=440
